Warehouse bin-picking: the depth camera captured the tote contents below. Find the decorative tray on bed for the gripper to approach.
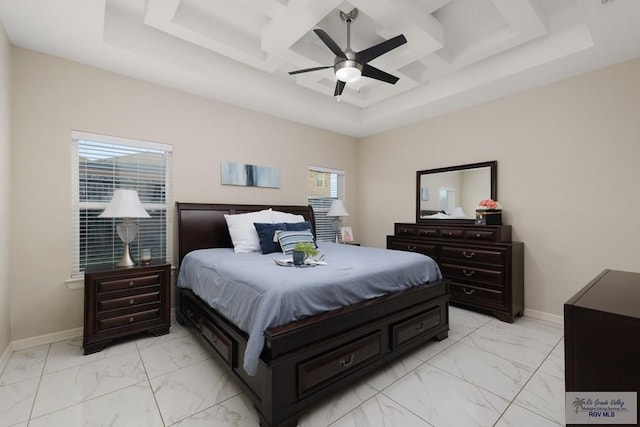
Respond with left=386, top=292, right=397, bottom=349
left=272, top=257, right=326, bottom=268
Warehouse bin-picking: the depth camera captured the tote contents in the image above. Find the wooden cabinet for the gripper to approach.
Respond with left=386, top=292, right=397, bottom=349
left=564, top=270, right=640, bottom=426
left=387, top=221, right=523, bottom=322
left=83, top=262, right=171, bottom=354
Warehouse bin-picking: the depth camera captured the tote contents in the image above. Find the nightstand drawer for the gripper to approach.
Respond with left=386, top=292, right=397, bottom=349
left=98, top=289, right=161, bottom=312
left=97, top=273, right=163, bottom=293
left=97, top=307, right=161, bottom=331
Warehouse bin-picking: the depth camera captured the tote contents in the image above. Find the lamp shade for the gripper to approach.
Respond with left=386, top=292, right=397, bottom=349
left=327, top=199, right=349, bottom=217
left=99, top=189, right=150, bottom=218
left=450, top=207, right=467, bottom=218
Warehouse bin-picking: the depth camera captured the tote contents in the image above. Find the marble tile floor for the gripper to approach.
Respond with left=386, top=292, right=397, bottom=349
left=0, top=306, right=565, bottom=427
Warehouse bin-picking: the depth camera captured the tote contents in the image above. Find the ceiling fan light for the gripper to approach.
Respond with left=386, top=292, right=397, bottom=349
left=336, top=66, right=361, bottom=82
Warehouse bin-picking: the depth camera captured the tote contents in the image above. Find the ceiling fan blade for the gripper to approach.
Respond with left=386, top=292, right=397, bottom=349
left=358, top=34, right=407, bottom=64
left=362, top=64, right=400, bottom=84
left=288, top=65, right=333, bottom=75
left=334, top=80, right=346, bottom=97
left=314, top=29, right=347, bottom=59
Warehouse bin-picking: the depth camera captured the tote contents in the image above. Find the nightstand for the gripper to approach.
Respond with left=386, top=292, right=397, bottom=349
left=83, top=261, right=171, bottom=354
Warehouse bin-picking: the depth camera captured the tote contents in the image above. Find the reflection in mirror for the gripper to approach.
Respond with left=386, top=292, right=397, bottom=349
left=416, top=161, right=497, bottom=222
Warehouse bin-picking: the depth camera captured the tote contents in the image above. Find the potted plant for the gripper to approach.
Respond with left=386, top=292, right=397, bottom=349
left=293, top=242, right=318, bottom=265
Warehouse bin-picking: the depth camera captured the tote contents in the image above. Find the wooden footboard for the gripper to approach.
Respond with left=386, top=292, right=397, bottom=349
left=177, top=281, right=448, bottom=427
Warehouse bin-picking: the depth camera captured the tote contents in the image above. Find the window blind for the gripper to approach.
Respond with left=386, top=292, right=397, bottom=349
left=71, top=131, right=172, bottom=276
left=307, top=166, right=345, bottom=242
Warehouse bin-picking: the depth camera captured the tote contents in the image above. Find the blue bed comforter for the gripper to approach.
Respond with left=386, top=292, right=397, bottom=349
left=177, top=242, right=441, bottom=375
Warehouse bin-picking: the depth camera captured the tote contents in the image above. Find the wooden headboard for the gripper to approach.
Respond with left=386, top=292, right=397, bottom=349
left=176, top=202, right=315, bottom=265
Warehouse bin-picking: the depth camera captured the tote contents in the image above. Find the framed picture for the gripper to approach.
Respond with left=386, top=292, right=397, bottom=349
left=340, top=226, right=354, bottom=243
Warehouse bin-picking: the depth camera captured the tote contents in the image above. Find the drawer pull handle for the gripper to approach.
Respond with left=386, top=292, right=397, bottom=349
left=407, top=245, right=416, bottom=251
left=463, top=288, right=475, bottom=295
left=476, top=233, right=481, bottom=238
left=448, top=232, right=453, bottom=236
left=416, top=321, right=425, bottom=332
left=339, top=354, right=355, bottom=368
left=128, top=317, right=135, bottom=323
left=129, top=299, right=135, bottom=305
left=129, top=281, right=134, bottom=287
left=462, top=251, right=475, bottom=258
left=462, top=269, right=475, bottom=277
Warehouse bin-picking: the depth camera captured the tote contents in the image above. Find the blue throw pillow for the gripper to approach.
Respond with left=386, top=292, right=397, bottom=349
left=276, top=229, right=316, bottom=255
left=254, top=223, right=287, bottom=254
left=285, top=221, right=317, bottom=247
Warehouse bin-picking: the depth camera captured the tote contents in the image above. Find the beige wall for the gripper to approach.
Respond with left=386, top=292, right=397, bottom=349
left=359, top=58, right=640, bottom=318
left=9, top=47, right=358, bottom=340
left=0, top=20, right=11, bottom=355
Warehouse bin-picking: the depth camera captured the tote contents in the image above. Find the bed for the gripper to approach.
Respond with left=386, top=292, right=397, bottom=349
left=175, top=202, right=449, bottom=427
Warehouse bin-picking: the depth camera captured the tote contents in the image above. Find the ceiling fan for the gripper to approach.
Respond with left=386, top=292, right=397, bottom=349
left=289, top=8, right=407, bottom=97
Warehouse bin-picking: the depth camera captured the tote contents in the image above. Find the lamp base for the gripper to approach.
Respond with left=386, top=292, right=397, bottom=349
left=117, top=242, right=136, bottom=267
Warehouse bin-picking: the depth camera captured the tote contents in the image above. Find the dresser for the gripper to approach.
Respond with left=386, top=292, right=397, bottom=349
left=564, top=270, right=640, bottom=426
left=83, top=261, right=171, bottom=354
left=387, top=221, right=524, bottom=322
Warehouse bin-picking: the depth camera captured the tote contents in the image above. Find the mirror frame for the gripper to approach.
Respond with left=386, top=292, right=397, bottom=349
left=416, top=160, right=497, bottom=223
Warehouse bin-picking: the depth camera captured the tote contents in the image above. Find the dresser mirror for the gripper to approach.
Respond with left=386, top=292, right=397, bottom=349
left=416, top=160, right=497, bottom=222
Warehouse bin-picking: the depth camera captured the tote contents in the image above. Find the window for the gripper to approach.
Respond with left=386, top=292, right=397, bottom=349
left=71, top=131, right=172, bottom=276
left=307, top=166, right=345, bottom=242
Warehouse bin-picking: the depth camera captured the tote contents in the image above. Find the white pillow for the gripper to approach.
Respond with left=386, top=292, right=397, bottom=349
left=272, top=210, right=305, bottom=223
left=224, top=209, right=273, bottom=253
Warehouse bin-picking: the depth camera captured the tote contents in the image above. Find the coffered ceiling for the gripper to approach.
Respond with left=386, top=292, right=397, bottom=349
left=1, top=0, right=640, bottom=137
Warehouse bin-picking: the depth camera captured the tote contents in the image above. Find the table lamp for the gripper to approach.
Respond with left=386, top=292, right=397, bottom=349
left=99, top=189, right=150, bottom=267
left=326, top=199, right=350, bottom=243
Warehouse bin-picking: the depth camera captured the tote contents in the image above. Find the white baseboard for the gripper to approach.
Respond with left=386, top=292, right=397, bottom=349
left=0, top=341, right=13, bottom=374
left=12, top=327, right=83, bottom=352
left=523, top=308, right=563, bottom=326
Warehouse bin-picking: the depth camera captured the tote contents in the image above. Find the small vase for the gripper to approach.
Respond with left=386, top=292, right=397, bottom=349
left=292, top=251, right=306, bottom=266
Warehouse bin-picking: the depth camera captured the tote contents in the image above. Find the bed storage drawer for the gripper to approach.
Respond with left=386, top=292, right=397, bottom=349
left=298, top=332, right=382, bottom=397
left=202, top=319, right=233, bottom=366
left=391, top=307, right=442, bottom=349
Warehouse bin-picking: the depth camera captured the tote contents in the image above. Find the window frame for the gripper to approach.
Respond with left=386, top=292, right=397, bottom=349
left=71, top=130, right=172, bottom=277
left=307, top=165, right=346, bottom=242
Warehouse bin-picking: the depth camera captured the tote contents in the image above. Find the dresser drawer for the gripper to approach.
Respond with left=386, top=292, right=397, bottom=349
left=450, top=282, right=504, bottom=306
left=465, top=230, right=498, bottom=241
left=97, top=273, right=163, bottom=293
left=388, top=239, right=437, bottom=258
left=441, top=246, right=504, bottom=265
left=441, top=263, right=503, bottom=286
left=395, top=225, right=418, bottom=236
left=97, top=307, right=161, bottom=331
left=97, top=289, right=161, bottom=312
left=439, top=229, right=466, bottom=239
left=202, top=319, right=233, bottom=366
left=298, top=332, right=381, bottom=397
left=416, top=228, right=439, bottom=238
left=391, top=307, right=442, bottom=349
